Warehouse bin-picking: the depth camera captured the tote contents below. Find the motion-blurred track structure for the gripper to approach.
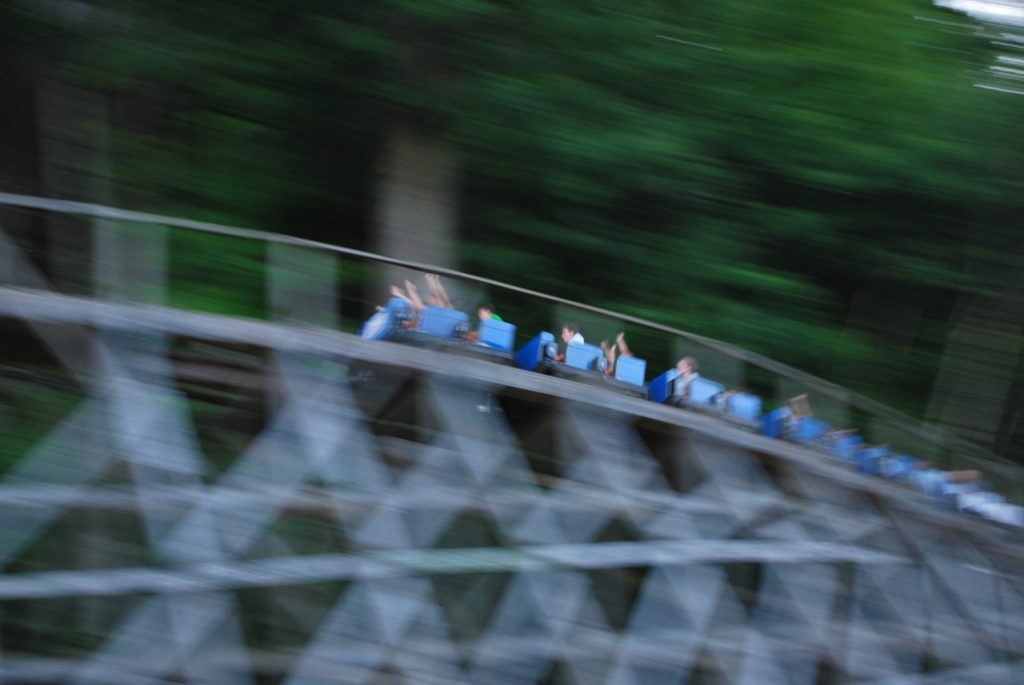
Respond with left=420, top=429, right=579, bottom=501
left=1, top=193, right=1023, bottom=684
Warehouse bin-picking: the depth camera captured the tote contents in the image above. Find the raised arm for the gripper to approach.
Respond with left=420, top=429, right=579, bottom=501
left=390, top=284, right=413, bottom=306
left=426, top=273, right=453, bottom=309
left=615, top=332, right=632, bottom=357
left=403, top=280, right=425, bottom=311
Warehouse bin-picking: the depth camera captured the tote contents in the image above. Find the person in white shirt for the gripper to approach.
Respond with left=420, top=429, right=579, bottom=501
left=556, top=322, right=584, bottom=361
left=562, top=323, right=584, bottom=345
left=672, top=356, right=701, bottom=400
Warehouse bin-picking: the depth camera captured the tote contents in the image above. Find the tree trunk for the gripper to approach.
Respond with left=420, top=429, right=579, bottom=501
left=36, top=75, right=115, bottom=295
left=926, top=248, right=1024, bottom=453
left=372, top=124, right=458, bottom=290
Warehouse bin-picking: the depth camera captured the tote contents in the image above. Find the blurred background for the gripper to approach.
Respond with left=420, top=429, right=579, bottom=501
left=2, top=0, right=1024, bottom=455
left=4, top=3, right=1024, bottom=684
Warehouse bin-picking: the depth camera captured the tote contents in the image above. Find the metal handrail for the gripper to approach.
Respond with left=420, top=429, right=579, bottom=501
left=0, top=190, right=1017, bottom=472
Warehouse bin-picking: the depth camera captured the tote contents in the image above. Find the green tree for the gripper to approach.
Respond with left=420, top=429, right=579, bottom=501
left=5, top=0, right=1024, bottom=457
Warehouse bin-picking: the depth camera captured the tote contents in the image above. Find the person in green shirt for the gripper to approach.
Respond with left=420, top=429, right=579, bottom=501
left=465, top=303, right=502, bottom=342
left=478, top=303, right=502, bottom=323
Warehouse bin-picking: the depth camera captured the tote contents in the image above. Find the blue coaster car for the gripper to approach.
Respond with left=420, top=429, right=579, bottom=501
left=687, top=378, right=726, bottom=407
left=725, top=392, right=762, bottom=423
left=515, top=333, right=646, bottom=398
left=382, top=305, right=517, bottom=364
left=615, top=355, right=646, bottom=388
left=761, top=407, right=791, bottom=439
left=515, top=332, right=557, bottom=372
left=360, top=297, right=413, bottom=340
left=648, top=369, right=677, bottom=405
left=418, top=306, right=470, bottom=338
left=479, top=319, right=517, bottom=351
